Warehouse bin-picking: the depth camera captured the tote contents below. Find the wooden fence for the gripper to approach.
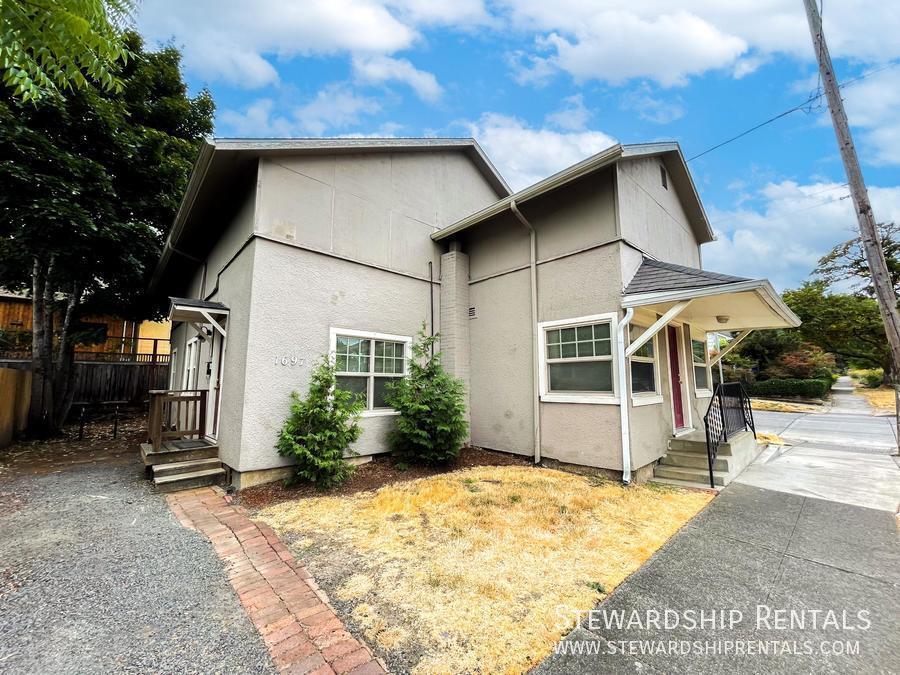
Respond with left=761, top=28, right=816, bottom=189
left=0, top=367, right=31, bottom=448
left=1, top=361, right=169, bottom=419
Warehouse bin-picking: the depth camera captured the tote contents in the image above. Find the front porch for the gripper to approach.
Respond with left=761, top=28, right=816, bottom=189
left=139, top=297, right=231, bottom=492
left=141, top=388, right=224, bottom=492
left=623, top=259, right=802, bottom=488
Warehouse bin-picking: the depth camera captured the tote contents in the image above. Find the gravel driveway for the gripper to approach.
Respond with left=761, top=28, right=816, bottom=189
left=0, top=444, right=274, bottom=673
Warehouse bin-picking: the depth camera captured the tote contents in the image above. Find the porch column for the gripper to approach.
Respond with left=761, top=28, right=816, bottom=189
left=439, top=250, right=471, bottom=431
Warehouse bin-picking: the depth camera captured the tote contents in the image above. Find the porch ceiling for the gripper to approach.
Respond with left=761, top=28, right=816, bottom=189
left=622, top=279, right=801, bottom=332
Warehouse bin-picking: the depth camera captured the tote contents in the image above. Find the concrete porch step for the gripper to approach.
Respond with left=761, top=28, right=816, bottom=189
left=152, top=457, right=223, bottom=478
left=659, top=450, right=729, bottom=472
left=153, top=467, right=226, bottom=493
left=141, top=441, right=219, bottom=466
left=666, top=430, right=758, bottom=456
left=653, top=465, right=729, bottom=487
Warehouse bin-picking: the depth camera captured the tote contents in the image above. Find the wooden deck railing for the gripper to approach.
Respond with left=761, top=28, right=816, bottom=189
left=148, top=389, right=208, bottom=451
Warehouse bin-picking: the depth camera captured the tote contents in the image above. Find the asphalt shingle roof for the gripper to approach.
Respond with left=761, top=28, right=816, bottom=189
left=624, top=259, right=750, bottom=295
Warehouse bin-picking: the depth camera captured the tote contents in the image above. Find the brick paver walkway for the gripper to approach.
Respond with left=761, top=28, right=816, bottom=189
left=167, top=487, right=385, bottom=675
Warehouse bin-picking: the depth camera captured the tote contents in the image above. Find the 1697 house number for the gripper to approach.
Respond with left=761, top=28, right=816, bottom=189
left=274, top=354, right=306, bottom=366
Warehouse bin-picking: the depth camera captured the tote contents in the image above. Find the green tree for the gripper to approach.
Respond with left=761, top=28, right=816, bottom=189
left=0, top=32, right=214, bottom=432
left=1, top=0, right=134, bottom=101
left=815, top=221, right=900, bottom=297
left=276, top=358, right=364, bottom=489
left=725, top=329, right=801, bottom=377
left=387, top=327, right=468, bottom=464
left=783, top=282, right=889, bottom=377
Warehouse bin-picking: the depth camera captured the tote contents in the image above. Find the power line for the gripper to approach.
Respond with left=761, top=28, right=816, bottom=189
left=686, top=60, right=899, bottom=162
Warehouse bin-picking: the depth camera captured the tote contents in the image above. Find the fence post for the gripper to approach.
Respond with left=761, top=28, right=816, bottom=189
left=152, top=338, right=158, bottom=365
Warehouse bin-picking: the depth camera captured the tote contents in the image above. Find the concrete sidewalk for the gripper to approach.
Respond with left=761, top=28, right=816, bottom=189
left=535, top=483, right=900, bottom=674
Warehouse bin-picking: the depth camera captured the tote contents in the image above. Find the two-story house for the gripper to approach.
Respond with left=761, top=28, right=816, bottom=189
left=145, top=138, right=799, bottom=492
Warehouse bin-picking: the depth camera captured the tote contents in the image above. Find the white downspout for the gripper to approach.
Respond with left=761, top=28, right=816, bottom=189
left=510, top=199, right=542, bottom=463
left=617, top=308, right=635, bottom=484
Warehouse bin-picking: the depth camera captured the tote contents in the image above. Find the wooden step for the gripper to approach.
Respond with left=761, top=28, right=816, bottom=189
left=152, top=457, right=222, bottom=478
left=153, top=467, right=226, bottom=493
left=653, top=465, right=728, bottom=487
left=141, top=441, right=219, bottom=466
left=659, top=451, right=730, bottom=472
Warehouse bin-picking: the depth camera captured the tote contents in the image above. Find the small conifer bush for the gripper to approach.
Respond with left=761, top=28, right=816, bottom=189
left=387, top=327, right=468, bottom=464
left=276, top=357, right=363, bottom=489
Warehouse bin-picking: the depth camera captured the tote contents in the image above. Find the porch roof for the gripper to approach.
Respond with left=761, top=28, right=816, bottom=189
left=168, top=297, right=229, bottom=325
left=622, top=260, right=800, bottom=332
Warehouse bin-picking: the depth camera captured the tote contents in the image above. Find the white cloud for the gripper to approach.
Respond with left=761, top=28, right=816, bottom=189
left=498, top=1, right=900, bottom=87
left=138, top=0, right=416, bottom=86
left=839, top=67, right=900, bottom=167
left=219, top=85, right=381, bottom=136
left=352, top=55, right=443, bottom=102
left=464, top=112, right=616, bottom=190
left=537, top=11, right=747, bottom=87
left=620, top=84, right=685, bottom=124
left=386, top=0, right=488, bottom=25
left=546, top=94, right=590, bottom=131
left=703, top=180, right=900, bottom=290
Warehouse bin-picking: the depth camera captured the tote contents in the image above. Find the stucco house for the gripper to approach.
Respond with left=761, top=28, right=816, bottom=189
left=144, top=138, right=799, bottom=491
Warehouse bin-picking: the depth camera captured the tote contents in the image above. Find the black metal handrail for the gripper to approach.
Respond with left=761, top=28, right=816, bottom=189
left=703, top=382, right=756, bottom=488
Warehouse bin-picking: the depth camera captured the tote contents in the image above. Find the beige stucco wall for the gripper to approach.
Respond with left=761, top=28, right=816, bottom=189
left=256, top=151, right=500, bottom=280
left=465, top=219, right=626, bottom=467
left=234, top=238, right=437, bottom=472
left=617, top=157, right=701, bottom=268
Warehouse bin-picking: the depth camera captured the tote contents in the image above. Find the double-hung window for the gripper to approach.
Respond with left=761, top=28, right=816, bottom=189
left=692, top=335, right=712, bottom=395
left=539, top=314, right=617, bottom=402
left=629, top=324, right=660, bottom=403
left=331, top=329, right=410, bottom=413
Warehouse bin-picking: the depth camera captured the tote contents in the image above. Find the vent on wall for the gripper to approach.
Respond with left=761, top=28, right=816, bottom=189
left=468, top=306, right=477, bottom=319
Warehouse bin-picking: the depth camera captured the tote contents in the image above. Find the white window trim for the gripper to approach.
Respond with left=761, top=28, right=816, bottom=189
left=537, top=312, right=619, bottom=405
left=691, top=330, right=713, bottom=398
left=329, top=327, right=412, bottom=417
left=628, top=323, right=663, bottom=406
left=182, top=337, right=200, bottom=389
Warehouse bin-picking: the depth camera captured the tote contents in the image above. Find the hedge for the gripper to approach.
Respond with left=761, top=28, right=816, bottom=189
left=745, top=378, right=832, bottom=399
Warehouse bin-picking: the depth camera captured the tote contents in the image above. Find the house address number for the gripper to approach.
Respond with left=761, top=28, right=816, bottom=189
left=274, top=354, right=306, bottom=366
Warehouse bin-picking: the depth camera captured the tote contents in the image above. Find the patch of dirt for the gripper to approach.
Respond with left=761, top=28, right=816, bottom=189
left=0, top=410, right=146, bottom=478
left=238, top=446, right=530, bottom=510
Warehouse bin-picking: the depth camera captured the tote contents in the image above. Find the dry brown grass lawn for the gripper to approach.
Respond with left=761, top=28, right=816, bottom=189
left=751, top=398, right=822, bottom=413
left=257, top=465, right=712, bottom=674
left=756, top=432, right=786, bottom=446
left=856, top=386, right=897, bottom=412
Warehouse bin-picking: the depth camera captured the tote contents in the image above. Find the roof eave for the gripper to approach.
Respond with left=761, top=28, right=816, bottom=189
left=622, top=279, right=801, bottom=328
left=149, top=139, right=216, bottom=293
left=432, top=144, right=626, bottom=241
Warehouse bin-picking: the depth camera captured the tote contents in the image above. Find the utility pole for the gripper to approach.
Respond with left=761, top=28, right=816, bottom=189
left=802, top=0, right=900, bottom=384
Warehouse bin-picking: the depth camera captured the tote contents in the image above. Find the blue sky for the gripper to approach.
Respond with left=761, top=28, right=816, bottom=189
left=135, top=1, right=900, bottom=291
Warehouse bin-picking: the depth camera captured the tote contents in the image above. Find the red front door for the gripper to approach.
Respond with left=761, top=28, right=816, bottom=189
left=668, top=326, right=685, bottom=429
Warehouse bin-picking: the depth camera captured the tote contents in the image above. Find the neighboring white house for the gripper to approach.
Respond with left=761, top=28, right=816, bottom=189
left=147, top=138, right=799, bottom=490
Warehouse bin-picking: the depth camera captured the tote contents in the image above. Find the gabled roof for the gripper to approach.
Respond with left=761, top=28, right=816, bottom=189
left=150, top=137, right=510, bottom=291
left=624, top=259, right=749, bottom=295
left=432, top=142, right=714, bottom=244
